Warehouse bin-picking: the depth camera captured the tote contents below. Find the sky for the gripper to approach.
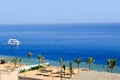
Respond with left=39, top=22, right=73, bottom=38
left=0, top=0, right=120, bottom=24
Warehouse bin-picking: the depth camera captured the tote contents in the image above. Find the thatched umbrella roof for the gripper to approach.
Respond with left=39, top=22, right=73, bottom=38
left=0, top=58, right=8, bottom=61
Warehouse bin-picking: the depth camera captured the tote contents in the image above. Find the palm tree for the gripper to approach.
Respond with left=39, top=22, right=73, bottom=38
left=69, top=61, right=73, bottom=78
left=41, top=56, right=44, bottom=65
left=27, top=52, right=32, bottom=65
left=37, top=55, right=42, bottom=69
left=86, top=57, right=95, bottom=70
left=13, top=57, right=18, bottom=68
left=62, top=64, right=66, bottom=78
left=74, top=58, right=81, bottom=73
left=18, top=57, right=22, bottom=68
left=59, top=57, right=63, bottom=80
left=106, top=58, right=117, bottom=73
left=102, top=66, right=106, bottom=72
left=59, top=57, right=63, bottom=66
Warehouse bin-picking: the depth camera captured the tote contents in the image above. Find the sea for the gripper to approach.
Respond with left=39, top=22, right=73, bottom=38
left=0, top=23, right=120, bottom=73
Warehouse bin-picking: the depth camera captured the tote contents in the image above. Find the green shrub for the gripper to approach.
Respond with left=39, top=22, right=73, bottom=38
left=31, top=67, right=35, bottom=70
left=20, top=69, right=26, bottom=73
left=30, top=65, right=43, bottom=70
left=20, top=65, right=44, bottom=73
left=28, top=69, right=31, bottom=71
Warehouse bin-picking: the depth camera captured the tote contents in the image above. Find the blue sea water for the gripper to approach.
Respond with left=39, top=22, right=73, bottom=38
left=0, top=23, right=120, bottom=73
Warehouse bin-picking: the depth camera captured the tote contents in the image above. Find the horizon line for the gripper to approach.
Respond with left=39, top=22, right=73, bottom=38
left=0, top=22, right=120, bottom=25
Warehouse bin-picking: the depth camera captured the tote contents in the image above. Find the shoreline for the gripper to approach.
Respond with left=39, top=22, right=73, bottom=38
left=0, top=62, right=120, bottom=80
left=19, top=63, right=120, bottom=74
left=0, top=55, right=120, bottom=73
left=18, top=64, right=120, bottom=80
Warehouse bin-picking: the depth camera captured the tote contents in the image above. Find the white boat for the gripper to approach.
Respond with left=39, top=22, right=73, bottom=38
left=8, top=39, right=20, bottom=46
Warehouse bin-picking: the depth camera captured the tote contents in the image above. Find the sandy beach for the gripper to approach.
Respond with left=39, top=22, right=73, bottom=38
left=0, top=63, right=120, bottom=80
left=19, top=65, right=120, bottom=80
left=0, top=62, right=25, bottom=80
left=1, top=0, right=120, bottom=79
left=19, top=66, right=76, bottom=80
left=0, top=62, right=18, bottom=80
left=65, top=71, right=120, bottom=80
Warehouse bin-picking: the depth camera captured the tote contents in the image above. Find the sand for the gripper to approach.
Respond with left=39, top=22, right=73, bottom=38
left=19, top=66, right=73, bottom=80
left=0, top=62, right=18, bottom=80
left=1, top=63, right=120, bottom=80
left=65, top=71, right=120, bottom=80
left=0, top=62, right=25, bottom=80
left=19, top=66, right=120, bottom=80
left=0, top=69, right=18, bottom=80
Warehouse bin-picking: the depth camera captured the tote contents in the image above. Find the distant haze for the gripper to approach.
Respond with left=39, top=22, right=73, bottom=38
left=0, top=24, right=120, bottom=32
left=0, top=0, right=120, bottom=24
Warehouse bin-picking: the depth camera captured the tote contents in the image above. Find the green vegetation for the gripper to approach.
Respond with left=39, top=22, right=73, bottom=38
left=86, top=57, right=95, bottom=70
left=106, top=58, right=117, bottom=73
left=20, top=69, right=27, bottom=73
left=18, top=57, right=22, bottom=68
left=69, top=61, right=74, bottom=78
left=12, top=57, right=18, bottom=68
left=37, top=55, right=42, bottom=69
left=27, top=52, right=32, bottom=65
left=41, top=57, right=45, bottom=65
left=59, top=57, right=63, bottom=66
left=31, top=65, right=43, bottom=70
left=74, top=58, right=81, bottom=73
left=20, top=65, right=43, bottom=73
left=62, top=64, right=66, bottom=78
left=102, top=66, right=106, bottom=72
left=17, top=52, right=118, bottom=75
left=59, top=57, right=63, bottom=80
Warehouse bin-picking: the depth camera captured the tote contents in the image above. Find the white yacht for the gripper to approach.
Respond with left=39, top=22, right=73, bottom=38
left=8, top=39, right=20, bottom=46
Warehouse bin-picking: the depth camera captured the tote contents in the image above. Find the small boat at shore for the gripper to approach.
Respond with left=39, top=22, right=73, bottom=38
left=8, top=38, right=20, bottom=46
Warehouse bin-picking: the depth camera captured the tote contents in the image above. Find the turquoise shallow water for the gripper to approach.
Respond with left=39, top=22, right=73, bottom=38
left=0, top=54, right=120, bottom=73
left=0, top=23, right=120, bottom=73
